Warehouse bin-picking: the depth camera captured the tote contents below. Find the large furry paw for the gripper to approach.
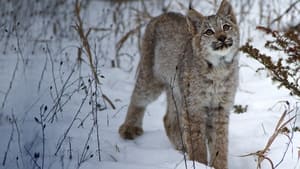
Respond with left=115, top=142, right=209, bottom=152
left=119, top=124, right=143, bottom=140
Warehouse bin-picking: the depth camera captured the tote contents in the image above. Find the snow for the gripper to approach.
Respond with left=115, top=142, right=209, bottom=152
left=0, top=0, right=299, bottom=169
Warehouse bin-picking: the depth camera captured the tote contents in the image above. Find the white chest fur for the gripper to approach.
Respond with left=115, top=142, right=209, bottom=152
left=207, top=47, right=236, bottom=66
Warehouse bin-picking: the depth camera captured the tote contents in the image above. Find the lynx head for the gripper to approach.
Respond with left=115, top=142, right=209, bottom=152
left=186, top=0, right=239, bottom=66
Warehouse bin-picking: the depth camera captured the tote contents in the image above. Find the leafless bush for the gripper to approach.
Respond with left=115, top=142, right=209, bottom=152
left=241, top=26, right=300, bottom=97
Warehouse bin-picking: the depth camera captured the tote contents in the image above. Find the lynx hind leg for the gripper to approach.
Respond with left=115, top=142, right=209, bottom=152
left=163, top=112, right=183, bottom=150
left=119, top=72, right=164, bottom=140
left=163, top=91, right=184, bottom=150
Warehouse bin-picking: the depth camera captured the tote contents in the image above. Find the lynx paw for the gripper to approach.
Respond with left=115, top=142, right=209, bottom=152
left=119, top=124, right=143, bottom=139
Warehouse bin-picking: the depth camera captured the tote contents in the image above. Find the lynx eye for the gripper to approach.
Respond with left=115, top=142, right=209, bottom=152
left=223, top=24, right=231, bottom=31
left=204, top=29, right=214, bottom=36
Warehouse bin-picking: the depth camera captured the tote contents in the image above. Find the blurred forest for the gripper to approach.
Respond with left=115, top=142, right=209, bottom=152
left=0, top=0, right=298, bottom=70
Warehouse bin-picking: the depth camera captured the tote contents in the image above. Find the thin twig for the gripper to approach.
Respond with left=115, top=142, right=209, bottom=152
left=241, top=108, right=296, bottom=169
left=47, top=43, right=62, bottom=116
left=270, top=1, right=300, bottom=25
left=45, top=62, right=78, bottom=122
left=116, top=23, right=145, bottom=52
left=102, top=94, right=116, bottom=110
left=37, top=105, right=47, bottom=169
left=170, top=68, right=188, bottom=169
left=54, top=88, right=89, bottom=156
left=68, top=137, right=72, bottom=159
left=12, top=114, right=24, bottom=167
left=1, top=56, right=19, bottom=109
left=94, top=62, right=102, bottom=162
left=78, top=124, right=94, bottom=168
left=74, top=0, right=99, bottom=84
left=2, top=120, right=14, bottom=166
left=24, top=147, right=41, bottom=169
left=38, top=52, right=48, bottom=92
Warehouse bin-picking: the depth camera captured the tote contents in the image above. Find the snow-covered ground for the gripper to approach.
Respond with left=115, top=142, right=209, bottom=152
left=0, top=0, right=299, bottom=169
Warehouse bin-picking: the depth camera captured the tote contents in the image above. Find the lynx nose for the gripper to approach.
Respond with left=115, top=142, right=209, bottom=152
left=218, top=35, right=227, bottom=42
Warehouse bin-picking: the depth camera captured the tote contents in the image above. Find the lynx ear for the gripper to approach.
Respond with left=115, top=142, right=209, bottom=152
left=186, top=8, right=204, bottom=34
left=217, top=0, right=237, bottom=24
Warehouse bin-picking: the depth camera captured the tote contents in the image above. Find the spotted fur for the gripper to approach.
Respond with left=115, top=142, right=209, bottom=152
left=119, top=1, right=239, bottom=169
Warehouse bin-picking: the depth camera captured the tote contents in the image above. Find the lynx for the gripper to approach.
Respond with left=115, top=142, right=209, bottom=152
left=119, top=1, right=239, bottom=169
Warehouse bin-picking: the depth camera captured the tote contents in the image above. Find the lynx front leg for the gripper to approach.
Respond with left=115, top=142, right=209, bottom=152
left=119, top=104, right=145, bottom=139
left=183, top=113, right=208, bottom=165
left=207, top=107, right=229, bottom=169
left=119, top=72, right=163, bottom=140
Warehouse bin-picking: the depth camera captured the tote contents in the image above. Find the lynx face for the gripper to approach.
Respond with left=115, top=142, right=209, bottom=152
left=199, top=16, right=239, bottom=62
left=187, top=2, right=239, bottom=66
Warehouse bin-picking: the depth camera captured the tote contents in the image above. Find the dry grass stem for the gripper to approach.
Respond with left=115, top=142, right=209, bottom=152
left=270, top=1, right=300, bottom=25
left=74, top=0, right=100, bottom=84
left=241, top=109, right=296, bottom=169
left=116, top=23, right=145, bottom=52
